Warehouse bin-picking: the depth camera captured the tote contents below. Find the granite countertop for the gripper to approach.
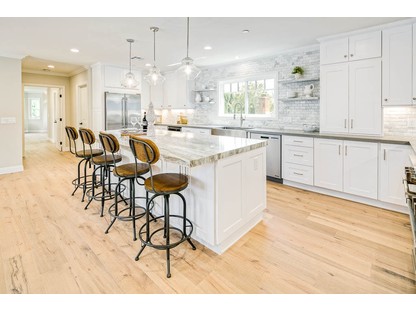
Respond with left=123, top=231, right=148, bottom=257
left=114, top=129, right=267, bottom=167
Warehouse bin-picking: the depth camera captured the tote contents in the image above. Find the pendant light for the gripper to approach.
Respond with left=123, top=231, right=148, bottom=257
left=176, top=17, right=201, bottom=80
left=121, top=39, right=139, bottom=88
left=144, top=27, right=166, bottom=86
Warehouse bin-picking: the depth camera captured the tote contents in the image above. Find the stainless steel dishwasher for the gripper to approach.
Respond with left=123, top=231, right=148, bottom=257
left=250, top=132, right=281, bottom=180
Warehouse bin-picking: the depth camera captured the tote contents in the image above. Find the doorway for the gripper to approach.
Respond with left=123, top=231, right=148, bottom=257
left=23, top=85, right=65, bottom=152
left=77, top=84, right=89, bottom=128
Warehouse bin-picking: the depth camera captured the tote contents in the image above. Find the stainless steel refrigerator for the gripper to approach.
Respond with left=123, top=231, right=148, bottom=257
left=105, top=92, right=141, bottom=130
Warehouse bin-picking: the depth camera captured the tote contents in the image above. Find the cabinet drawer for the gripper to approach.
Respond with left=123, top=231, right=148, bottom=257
left=284, top=145, right=313, bottom=166
left=283, top=163, right=314, bottom=185
left=182, top=127, right=211, bottom=135
left=283, top=135, right=314, bottom=148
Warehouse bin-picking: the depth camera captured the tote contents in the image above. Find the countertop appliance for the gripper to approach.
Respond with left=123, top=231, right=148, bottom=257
left=403, top=166, right=416, bottom=273
left=105, top=92, right=141, bottom=130
left=250, top=132, right=281, bottom=181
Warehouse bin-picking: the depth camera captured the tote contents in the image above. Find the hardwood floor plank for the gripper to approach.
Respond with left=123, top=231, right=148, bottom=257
left=0, top=134, right=414, bottom=294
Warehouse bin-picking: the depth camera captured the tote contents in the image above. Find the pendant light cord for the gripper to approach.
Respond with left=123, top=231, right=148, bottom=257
left=186, top=17, right=190, bottom=58
left=129, top=40, right=132, bottom=72
left=153, top=29, right=156, bottom=63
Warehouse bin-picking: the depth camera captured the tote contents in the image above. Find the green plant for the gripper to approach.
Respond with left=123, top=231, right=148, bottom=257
left=291, top=66, right=304, bottom=75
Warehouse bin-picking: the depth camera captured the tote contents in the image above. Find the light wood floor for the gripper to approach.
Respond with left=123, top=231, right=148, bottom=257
left=0, top=134, right=415, bottom=294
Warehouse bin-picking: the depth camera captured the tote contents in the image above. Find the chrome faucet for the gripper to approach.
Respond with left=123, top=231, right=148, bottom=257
left=233, top=103, right=245, bottom=128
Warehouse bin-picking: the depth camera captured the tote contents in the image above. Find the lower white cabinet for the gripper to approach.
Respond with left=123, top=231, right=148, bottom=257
left=181, top=127, right=211, bottom=136
left=282, top=136, right=314, bottom=185
left=314, top=138, right=378, bottom=200
left=314, top=138, right=343, bottom=192
left=343, top=140, right=378, bottom=199
left=378, top=144, right=413, bottom=205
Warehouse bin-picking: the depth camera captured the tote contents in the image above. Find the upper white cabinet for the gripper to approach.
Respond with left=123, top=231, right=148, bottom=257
left=320, top=59, right=382, bottom=135
left=104, top=65, right=141, bottom=91
left=314, top=138, right=378, bottom=200
left=379, top=143, right=413, bottom=207
left=382, top=24, right=413, bottom=106
left=320, top=31, right=381, bottom=65
left=164, top=72, right=191, bottom=109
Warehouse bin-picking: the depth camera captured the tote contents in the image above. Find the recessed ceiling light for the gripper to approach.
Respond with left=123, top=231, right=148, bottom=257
left=242, top=29, right=250, bottom=34
left=70, top=48, right=79, bottom=53
left=235, top=56, right=240, bottom=60
left=47, top=65, right=55, bottom=69
left=145, top=63, right=152, bottom=67
left=204, top=46, right=212, bottom=50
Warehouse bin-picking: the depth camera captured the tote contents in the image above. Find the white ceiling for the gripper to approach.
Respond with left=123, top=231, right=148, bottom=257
left=0, top=17, right=409, bottom=75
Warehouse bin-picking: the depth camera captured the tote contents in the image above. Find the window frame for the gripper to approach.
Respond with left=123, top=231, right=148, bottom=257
left=28, top=98, right=41, bottom=120
left=218, top=73, right=278, bottom=119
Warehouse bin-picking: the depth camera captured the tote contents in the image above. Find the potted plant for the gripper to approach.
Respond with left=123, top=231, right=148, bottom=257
left=292, top=66, right=304, bottom=80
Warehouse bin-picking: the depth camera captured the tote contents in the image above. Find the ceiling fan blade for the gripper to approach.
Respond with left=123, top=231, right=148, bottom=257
left=167, top=56, right=207, bottom=67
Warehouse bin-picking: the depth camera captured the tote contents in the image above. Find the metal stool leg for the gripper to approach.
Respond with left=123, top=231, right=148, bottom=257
left=178, top=193, right=196, bottom=250
left=132, top=179, right=137, bottom=241
left=165, top=195, right=171, bottom=278
left=135, top=191, right=153, bottom=260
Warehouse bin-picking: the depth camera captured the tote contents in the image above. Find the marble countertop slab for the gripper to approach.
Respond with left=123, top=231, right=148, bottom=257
left=113, top=129, right=267, bottom=168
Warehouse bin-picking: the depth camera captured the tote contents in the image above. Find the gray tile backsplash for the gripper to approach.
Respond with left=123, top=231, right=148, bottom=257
left=159, top=45, right=414, bottom=137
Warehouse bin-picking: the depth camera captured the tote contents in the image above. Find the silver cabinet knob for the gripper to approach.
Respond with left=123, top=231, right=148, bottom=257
left=413, top=97, right=416, bottom=100
left=344, top=55, right=348, bottom=58
left=350, top=54, right=354, bottom=57
left=384, top=99, right=388, bottom=102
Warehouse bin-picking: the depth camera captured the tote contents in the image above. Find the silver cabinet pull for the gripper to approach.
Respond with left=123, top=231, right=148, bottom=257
left=293, top=172, right=303, bottom=176
left=345, top=145, right=348, bottom=156
left=293, top=154, right=304, bottom=157
left=344, top=119, right=347, bottom=129
left=351, top=119, right=354, bottom=129
left=384, top=149, right=386, bottom=161
left=339, top=145, right=341, bottom=155
left=293, top=140, right=303, bottom=143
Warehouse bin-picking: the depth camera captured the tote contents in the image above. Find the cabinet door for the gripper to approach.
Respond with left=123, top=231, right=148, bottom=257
left=348, top=31, right=381, bottom=61
left=348, top=58, right=382, bottom=135
left=314, top=139, right=343, bottom=192
left=343, top=140, right=378, bottom=199
left=151, top=83, right=164, bottom=109
left=320, top=63, right=349, bottom=133
left=104, top=66, right=124, bottom=88
left=382, top=25, right=413, bottom=105
left=320, top=38, right=349, bottom=65
left=413, top=24, right=416, bottom=105
left=163, top=72, right=176, bottom=109
left=379, top=144, right=412, bottom=206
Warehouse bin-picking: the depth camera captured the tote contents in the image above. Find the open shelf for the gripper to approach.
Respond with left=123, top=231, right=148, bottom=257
left=278, top=77, right=319, bottom=84
left=280, top=97, right=319, bottom=101
left=193, top=89, right=216, bottom=92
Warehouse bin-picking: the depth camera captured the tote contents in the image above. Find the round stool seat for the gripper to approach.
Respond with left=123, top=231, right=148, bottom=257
left=76, top=149, right=103, bottom=158
left=92, top=154, right=122, bottom=165
left=114, top=163, right=149, bottom=178
left=145, top=173, right=188, bottom=194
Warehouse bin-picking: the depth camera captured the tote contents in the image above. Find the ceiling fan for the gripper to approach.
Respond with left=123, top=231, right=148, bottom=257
left=167, top=56, right=206, bottom=67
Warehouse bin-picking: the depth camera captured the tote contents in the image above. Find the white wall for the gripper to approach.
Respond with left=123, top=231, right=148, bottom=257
left=0, top=57, right=23, bottom=174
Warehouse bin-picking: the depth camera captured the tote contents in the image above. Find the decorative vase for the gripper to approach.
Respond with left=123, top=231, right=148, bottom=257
left=147, top=102, right=156, bottom=136
left=294, top=73, right=302, bottom=80
left=195, top=92, right=202, bottom=103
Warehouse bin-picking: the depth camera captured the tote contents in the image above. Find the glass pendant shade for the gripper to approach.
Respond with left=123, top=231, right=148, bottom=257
left=144, top=65, right=166, bottom=86
left=176, top=17, right=201, bottom=81
left=121, top=39, right=139, bottom=88
left=177, top=56, right=201, bottom=80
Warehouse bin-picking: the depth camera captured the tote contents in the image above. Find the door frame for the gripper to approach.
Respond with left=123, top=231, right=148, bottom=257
left=22, top=83, right=66, bottom=155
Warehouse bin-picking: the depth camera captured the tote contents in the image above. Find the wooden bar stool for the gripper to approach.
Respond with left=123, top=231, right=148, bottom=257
left=79, top=128, right=125, bottom=217
left=65, top=126, right=103, bottom=201
left=130, top=135, right=196, bottom=278
left=99, top=132, right=151, bottom=241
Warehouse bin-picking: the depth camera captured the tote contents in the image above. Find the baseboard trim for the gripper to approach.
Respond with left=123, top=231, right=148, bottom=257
left=0, top=165, right=24, bottom=175
left=283, top=180, right=408, bottom=214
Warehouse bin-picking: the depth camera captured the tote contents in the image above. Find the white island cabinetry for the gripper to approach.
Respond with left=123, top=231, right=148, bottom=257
left=117, top=130, right=267, bottom=254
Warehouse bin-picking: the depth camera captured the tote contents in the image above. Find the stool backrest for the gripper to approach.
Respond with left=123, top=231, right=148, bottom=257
left=79, top=128, right=96, bottom=156
left=129, top=135, right=160, bottom=165
left=99, top=132, right=120, bottom=154
left=65, top=126, right=78, bottom=155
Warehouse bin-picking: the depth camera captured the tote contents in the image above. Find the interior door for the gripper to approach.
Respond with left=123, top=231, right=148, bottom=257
left=78, top=84, right=89, bottom=128
left=51, top=88, right=63, bottom=151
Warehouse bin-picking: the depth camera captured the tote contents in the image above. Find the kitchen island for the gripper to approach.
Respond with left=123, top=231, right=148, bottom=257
left=114, top=130, right=267, bottom=254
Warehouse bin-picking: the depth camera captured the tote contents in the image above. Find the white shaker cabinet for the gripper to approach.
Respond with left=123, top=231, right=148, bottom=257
left=320, top=63, right=349, bottom=133
left=379, top=144, right=412, bottom=206
left=314, top=139, right=378, bottom=200
left=314, top=138, right=343, bottom=192
left=343, top=140, right=378, bottom=199
left=413, top=23, right=416, bottom=104
left=104, top=65, right=141, bottom=91
left=348, top=58, right=382, bottom=135
left=382, top=24, right=413, bottom=106
left=320, top=31, right=381, bottom=65
left=320, top=59, right=382, bottom=135
left=163, top=72, right=191, bottom=109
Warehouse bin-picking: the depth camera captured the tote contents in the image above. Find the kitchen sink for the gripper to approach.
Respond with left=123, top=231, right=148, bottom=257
left=211, top=127, right=249, bottom=138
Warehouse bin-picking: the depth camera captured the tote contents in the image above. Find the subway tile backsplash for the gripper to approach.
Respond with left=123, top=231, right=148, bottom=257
left=159, top=45, right=414, bottom=137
